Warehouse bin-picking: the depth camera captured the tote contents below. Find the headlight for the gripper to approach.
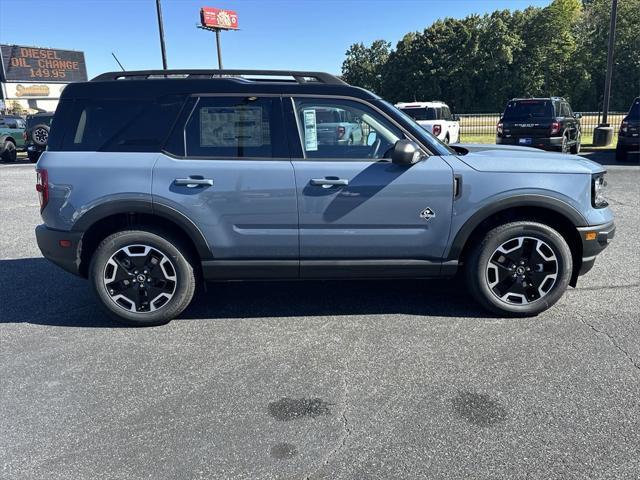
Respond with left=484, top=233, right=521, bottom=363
left=592, top=173, right=608, bottom=208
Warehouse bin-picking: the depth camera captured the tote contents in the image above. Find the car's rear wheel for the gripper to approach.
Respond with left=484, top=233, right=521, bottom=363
left=560, top=134, right=569, bottom=154
left=1, top=140, right=17, bottom=162
left=615, top=146, right=628, bottom=162
left=444, top=134, right=450, bottom=145
left=465, top=221, right=572, bottom=317
left=27, top=151, right=40, bottom=163
left=89, top=229, right=196, bottom=326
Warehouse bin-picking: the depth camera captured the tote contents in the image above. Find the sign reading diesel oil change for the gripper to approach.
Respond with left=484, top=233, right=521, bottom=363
left=1, top=45, right=87, bottom=83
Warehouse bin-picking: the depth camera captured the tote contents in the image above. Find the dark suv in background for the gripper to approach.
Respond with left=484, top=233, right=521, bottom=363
left=25, top=112, right=54, bottom=163
left=616, top=97, right=639, bottom=162
left=496, top=97, right=581, bottom=154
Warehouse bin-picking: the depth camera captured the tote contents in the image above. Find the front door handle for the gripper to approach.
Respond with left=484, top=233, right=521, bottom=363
left=310, top=177, right=349, bottom=188
left=174, top=177, right=214, bottom=188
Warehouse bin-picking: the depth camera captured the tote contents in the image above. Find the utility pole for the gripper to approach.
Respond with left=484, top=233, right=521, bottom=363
left=593, top=0, right=618, bottom=146
left=156, top=0, right=168, bottom=70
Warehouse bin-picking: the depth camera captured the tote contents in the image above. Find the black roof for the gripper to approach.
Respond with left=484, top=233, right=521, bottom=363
left=61, top=69, right=378, bottom=101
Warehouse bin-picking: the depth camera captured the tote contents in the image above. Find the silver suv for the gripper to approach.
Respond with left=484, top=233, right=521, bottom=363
left=35, top=69, right=615, bottom=326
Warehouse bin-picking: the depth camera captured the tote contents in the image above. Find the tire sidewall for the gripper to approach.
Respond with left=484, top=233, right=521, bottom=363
left=89, top=230, right=194, bottom=326
left=470, top=222, right=572, bottom=316
left=2, top=141, right=17, bottom=162
left=31, top=124, right=50, bottom=147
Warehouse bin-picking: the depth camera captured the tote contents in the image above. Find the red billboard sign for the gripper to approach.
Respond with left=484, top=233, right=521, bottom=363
left=200, top=7, right=239, bottom=30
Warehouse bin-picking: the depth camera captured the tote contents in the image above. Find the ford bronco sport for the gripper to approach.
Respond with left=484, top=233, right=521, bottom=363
left=35, top=70, right=614, bottom=326
left=496, top=97, right=582, bottom=154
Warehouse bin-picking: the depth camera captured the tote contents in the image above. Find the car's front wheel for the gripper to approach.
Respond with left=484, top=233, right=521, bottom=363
left=465, top=221, right=572, bottom=317
left=89, top=229, right=196, bottom=326
left=1, top=140, right=17, bottom=162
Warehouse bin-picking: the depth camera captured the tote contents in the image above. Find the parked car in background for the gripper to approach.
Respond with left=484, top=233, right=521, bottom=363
left=25, top=112, right=54, bottom=163
left=314, top=106, right=363, bottom=145
left=36, top=69, right=614, bottom=326
left=395, top=101, right=460, bottom=144
left=0, top=115, right=26, bottom=162
left=616, top=97, right=639, bottom=162
left=496, top=97, right=581, bottom=154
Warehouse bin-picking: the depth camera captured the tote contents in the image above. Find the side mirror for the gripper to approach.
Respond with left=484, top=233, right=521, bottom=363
left=391, top=139, right=423, bottom=165
left=366, top=131, right=377, bottom=146
left=452, top=114, right=460, bottom=122
left=574, top=112, right=582, bottom=119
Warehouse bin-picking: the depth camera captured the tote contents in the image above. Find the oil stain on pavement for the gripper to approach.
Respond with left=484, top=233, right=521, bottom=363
left=268, top=397, right=332, bottom=421
left=270, top=442, right=298, bottom=459
left=452, top=391, right=508, bottom=426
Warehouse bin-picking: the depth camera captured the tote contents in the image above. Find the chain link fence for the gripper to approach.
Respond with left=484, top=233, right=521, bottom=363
left=458, top=112, right=625, bottom=138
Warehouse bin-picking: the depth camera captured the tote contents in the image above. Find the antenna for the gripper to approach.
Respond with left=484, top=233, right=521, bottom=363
left=111, top=52, right=125, bottom=71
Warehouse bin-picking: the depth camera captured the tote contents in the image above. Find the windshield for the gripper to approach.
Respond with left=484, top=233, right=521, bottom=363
left=379, top=100, right=455, bottom=155
left=503, top=100, right=553, bottom=120
left=628, top=98, right=640, bottom=119
left=399, top=107, right=438, bottom=121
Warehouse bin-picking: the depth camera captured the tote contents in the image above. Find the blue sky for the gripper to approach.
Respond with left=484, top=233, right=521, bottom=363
left=0, top=0, right=551, bottom=78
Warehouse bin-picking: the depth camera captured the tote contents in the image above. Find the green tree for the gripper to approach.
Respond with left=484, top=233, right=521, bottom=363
left=341, top=40, right=390, bottom=95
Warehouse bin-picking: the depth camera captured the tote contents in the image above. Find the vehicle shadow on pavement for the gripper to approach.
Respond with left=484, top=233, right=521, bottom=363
left=0, top=257, right=492, bottom=328
left=580, top=150, right=640, bottom=165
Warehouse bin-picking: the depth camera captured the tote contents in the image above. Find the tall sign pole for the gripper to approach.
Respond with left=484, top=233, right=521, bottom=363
left=215, top=29, right=223, bottom=69
left=601, top=0, right=618, bottom=125
left=156, top=0, right=169, bottom=70
left=593, top=0, right=618, bottom=146
left=198, top=7, right=239, bottom=70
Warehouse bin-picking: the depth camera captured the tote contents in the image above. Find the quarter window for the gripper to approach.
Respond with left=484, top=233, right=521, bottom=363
left=293, top=98, right=403, bottom=160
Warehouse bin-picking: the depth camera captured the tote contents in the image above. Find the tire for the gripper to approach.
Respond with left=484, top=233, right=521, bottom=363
left=444, top=134, right=450, bottom=145
left=89, top=229, right=196, bottom=326
left=465, top=221, right=573, bottom=317
left=615, top=146, right=628, bottom=162
left=560, top=134, right=569, bottom=154
left=31, top=124, right=50, bottom=147
left=570, top=133, right=581, bottom=154
left=27, top=151, right=40, bottom=163
left=1, top=140, right=17, bottom=162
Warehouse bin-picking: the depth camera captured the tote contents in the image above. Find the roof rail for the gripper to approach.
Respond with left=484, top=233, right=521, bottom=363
left=91, top=69, right=348, bottom=85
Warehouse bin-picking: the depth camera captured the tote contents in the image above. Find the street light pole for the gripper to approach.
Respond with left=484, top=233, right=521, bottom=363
left=593, top=0, right=618, bottom=146
left=156, top=0, right=168, bottom=70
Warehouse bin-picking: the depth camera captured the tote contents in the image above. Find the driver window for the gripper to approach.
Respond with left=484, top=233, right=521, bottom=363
left=294, top=98, right=403, bottom=160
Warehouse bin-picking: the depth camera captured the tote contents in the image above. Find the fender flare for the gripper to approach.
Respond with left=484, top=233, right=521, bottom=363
left=446, top=194, right=587, bottom=261
left=0, top=135, right=17, bottom=147
left=71, top=198, right=212, bottom=260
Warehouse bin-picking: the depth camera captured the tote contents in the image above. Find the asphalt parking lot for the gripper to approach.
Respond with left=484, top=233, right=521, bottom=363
left=1, top=151, right=639, bottom=480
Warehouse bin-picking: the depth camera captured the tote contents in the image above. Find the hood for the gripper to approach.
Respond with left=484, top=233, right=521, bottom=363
left=454, top=144, right=604, bottom=174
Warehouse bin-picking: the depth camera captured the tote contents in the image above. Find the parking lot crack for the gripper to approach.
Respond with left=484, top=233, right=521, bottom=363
left=577, top=313, right=640, bottom=372
left=305, top=350, right=354, bottom=480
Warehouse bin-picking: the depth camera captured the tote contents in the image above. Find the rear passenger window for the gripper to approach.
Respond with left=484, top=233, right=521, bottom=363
left=184, top=97, right=280, bottom=158
left=61, top=97, right=184, bottom=152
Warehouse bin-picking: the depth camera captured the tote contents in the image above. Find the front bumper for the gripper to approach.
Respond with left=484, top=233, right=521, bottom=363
left=35, top=224, right=83, bottom=276
left=497, top=136, right=564, bottom=149
left=576, top=221, right=615, bottom=276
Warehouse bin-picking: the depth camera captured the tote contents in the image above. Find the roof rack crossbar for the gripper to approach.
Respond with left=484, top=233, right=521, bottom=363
left=91, top=69, right=347, bottom=85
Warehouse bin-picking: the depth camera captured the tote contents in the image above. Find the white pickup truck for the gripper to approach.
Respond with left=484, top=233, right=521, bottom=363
left=396, top=101, right=460, bottom=144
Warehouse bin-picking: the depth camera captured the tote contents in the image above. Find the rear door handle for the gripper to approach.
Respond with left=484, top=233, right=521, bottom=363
left=174, top=177, right=214, bottom=188
left=310, top=177, right=349, bottom=187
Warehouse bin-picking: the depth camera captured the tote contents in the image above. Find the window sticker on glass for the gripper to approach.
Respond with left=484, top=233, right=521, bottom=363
left=200, top=106, right=264, bottom=147
left=303, top=109, right=318, bottom=151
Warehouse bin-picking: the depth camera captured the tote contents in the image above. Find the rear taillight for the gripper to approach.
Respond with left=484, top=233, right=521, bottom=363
left=337, top=126, right=346, bottom=139
left=620, top=120, right=628, bottom=135
left=36, top=169, right=49, bottom=212
left=550, top=120, right=561, bottom=135
left=497, top=122, right=503, bottom=135
left=432, top=124, right=442, bottom=137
